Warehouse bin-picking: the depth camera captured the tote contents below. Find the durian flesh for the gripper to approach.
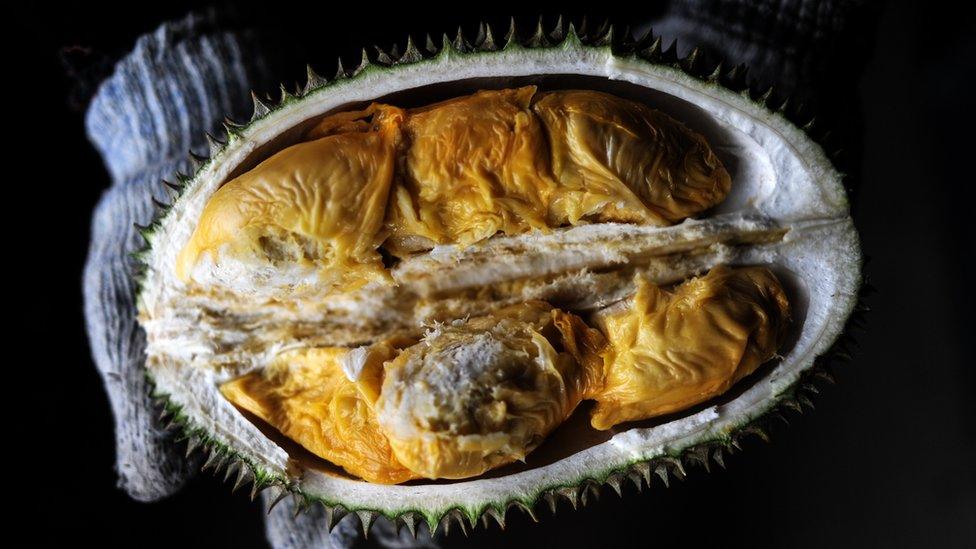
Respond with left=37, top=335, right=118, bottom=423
left=161, top=87, right=792, bottom=483
left=177, top=87, right=730, bottom=296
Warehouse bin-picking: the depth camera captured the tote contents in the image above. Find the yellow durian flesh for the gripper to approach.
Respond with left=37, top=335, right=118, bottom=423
left=217, top=266, right=789, bottom=482
left=176, top=105, right=404, bottom=292
left=384, top=87, right=732, bottom=255
left=532, top=90, right=732, bottom=226
left=219, top=345, right=419, bottom=485
left=374, top=302, right=601, bottom=480
left=176, top=87, right=732, bottom=284
left=590, top=266, right=790, bottom=430
left=385, top=87, right=557, bottom=253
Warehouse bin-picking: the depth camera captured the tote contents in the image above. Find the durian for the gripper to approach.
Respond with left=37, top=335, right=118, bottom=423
left=136, top=20, right=862, bottom=535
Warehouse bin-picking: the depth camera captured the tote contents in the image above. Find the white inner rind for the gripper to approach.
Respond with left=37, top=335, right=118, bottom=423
left=139, top=43, right=860, bottom=518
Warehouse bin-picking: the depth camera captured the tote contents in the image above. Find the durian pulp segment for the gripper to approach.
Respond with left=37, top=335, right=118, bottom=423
left=176, top=105, right=404, bottom=296
left=386, top=87, right=729, bottom=254
left=218, top=344, right=419, bottom=484
left=385, top=87, right=558, bottom=252
left=591, top=265, right=791, bottom=430
left=532, top=90, right=731, bottom=225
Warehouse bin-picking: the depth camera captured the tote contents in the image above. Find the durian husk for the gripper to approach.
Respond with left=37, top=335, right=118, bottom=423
left=137, top=18, right=862, bottom=537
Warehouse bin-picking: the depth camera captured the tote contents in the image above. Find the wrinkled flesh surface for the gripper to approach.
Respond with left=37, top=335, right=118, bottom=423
left=219, top=345, right=418, bottom=484
left=591, top=265, right=790, bottom=429
left=172, top=87, right=791, bottom=483
left=179, top=87, right=730, bottom=290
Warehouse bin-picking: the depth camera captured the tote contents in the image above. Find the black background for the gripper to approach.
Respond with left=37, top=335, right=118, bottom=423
left=18, top=1, right=975, bottom=547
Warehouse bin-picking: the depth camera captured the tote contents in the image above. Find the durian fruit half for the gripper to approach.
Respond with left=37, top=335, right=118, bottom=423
left=136, top=21, right=862, bottom=534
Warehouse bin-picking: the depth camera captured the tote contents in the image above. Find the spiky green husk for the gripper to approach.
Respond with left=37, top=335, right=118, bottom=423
left=136, top=16, right=865, bottom=538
